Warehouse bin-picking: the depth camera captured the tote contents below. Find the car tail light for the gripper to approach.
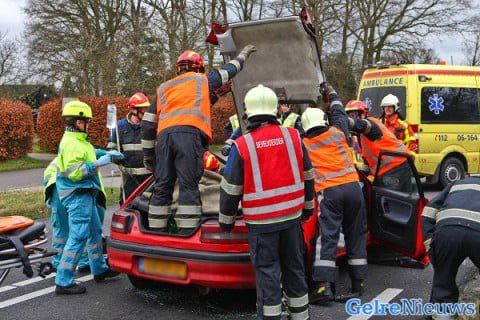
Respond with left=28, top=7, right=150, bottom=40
left=200, top=220, right=249, bottom=244
left=410, top=124, right=419, bottom=153
left=111, top=210, right=133, bottom=234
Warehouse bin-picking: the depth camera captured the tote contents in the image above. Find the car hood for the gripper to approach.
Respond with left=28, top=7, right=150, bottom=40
left=218, top=16, right=325, bottom=128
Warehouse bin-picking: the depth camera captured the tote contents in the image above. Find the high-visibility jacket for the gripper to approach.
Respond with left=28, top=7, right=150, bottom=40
left=234, top=124, right=305, bottom=225
left=304, top=127, right=359, bottom=192
left=56, top=131, right=106, bottom=208
left=43, top=157, right=59, bottom=202
left=229, top=114, right=240, bottom=132
left=156, top=72, right=212, bottom=142
left=281, top=112, right=300, bottom=128
left=381, top=114, right=417, bottom=152
left=360, top=117, right=408, bottom=176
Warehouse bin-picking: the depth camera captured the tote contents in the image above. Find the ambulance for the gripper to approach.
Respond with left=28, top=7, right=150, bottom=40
left=358, top=63, right=480, bottom=187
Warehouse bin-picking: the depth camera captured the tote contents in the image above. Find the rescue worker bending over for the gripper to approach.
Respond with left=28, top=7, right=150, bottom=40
left=141, top=45, right=256, bottom=234
left=345, top=100, right=370, bottom=171
left=55, top=101, right=122, bottom=294
left=422, top=176, right=480, bottom=320
left=303, top=84, right=368, bottom=303
left=380, top=94, right=417, bottom=153
left=219, top=85, right=315, bottom=320
left=108, top=92, right=151, bottom=204
left=278, top=101, right=304, bottom=134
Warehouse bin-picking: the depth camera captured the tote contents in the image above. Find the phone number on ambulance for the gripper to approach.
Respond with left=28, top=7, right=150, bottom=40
left=434, top=134, right=478, bottom=142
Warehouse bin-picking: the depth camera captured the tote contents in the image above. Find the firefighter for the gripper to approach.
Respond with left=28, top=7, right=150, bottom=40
left=302, top=85, right=368, bottom=304
left=141, top=45, right=256, bottom=234
left=108, top=92, right=152, bottom=204
left=345, top=100, right=369, bottom=120
left=345, top=100, right=370, bottom=171
left=219, top=84, right=315, bottom=320
left=380, top=94, right=417, bottom=153
left=279, top=101, right=304, bottom=134
left=422, top=176, right=480, bottom=320
left=225, top=113, right=240, bottom=138
left=55, top=101, right=121, bottom=294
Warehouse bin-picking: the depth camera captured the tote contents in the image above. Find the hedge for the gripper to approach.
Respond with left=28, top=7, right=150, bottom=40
left=37, top=94, right=236, bottom=152
left=0, top=99, right=34, bottom=161
left=37, top=97, right=129, bottom=152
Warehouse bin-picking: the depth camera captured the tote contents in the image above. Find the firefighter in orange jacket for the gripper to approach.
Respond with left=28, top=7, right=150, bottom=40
left=379, top=94, right=417, bottom=153
left=303, top=85, right=368, bottom=303
left=219, top=85, right=315, bottom=320
left=141, top=46, right=255, bottom=234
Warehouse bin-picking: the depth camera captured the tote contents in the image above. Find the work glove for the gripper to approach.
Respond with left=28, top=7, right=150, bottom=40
left=143, top=156, right=155, bottom=172
left=95, top=154, right=112, bottom=167
left=319, top=82, right=337, bottom=103
left=221, top=139, right=234, bottom=156
left=107, top=150, right=125, bottom=160
left=237, top=44, right=256, bottom=61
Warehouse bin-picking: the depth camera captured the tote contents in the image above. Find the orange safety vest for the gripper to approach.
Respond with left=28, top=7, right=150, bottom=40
left=156, top=72, right=212, bottom=142
left=234, top=124, right=305, bottom=225
left=360, top=117, right=408, bottom=176
left=304, top=127, right=359, bottom=192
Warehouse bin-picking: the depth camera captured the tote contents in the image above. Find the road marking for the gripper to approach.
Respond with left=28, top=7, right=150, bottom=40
left=0, top=274, right=56, bottom=294
left=0, top=275, right=93, bottom=309
left=346, top=288, right=403, bottom=320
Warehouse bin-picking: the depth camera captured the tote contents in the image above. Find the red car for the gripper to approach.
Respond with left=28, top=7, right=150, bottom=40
left=107, top=151, right=428, bottom=290
left=107, top=16, right=429, bottom=291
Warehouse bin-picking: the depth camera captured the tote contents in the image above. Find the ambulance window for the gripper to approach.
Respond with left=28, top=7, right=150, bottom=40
left=359, top=87, right=407, bottom=118
left=421, top=87, right=480, bottom=123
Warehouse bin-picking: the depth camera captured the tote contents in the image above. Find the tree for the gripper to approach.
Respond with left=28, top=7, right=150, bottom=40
left=0, top=31, right=22, bottom=85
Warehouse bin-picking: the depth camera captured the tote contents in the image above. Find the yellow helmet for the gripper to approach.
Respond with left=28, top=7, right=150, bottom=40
left=301, top=107, right=328, bottom=132
left=62, top=101, right=92, bottom=119
left=244, top=84, right=278, bottom=118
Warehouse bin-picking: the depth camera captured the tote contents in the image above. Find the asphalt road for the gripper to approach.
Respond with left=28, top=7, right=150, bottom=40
left=0, top=169, right=477, bottom=319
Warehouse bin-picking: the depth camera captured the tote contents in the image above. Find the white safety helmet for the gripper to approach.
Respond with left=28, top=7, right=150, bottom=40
left=244, top=84, right=278, bottom=118
left=380, top=94, right=400, bottom=113
left=301, top=107, right=329, bottom=132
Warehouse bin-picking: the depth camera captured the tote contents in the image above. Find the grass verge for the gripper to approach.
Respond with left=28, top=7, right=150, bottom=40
left=0, top=187, right=120, bottom=220
left=0, top=156, right=49, bottom=172
left=32, top=134, right=47, bottom=153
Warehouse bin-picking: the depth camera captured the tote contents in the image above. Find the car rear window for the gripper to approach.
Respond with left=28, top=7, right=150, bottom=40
left=359, top=86, right=407, bottom=118
left=420, top=87, right=480, bottom=123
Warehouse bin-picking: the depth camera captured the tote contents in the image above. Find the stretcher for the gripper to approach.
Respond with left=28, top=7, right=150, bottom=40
left=0, top=216, right=56, bottom=286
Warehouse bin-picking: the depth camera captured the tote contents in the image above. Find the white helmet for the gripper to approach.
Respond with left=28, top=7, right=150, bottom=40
left=380, top=94, right=400, bottom=113
left=244, top=84, right=278, bottom=118
left=301, top=107, right=328, bottom=132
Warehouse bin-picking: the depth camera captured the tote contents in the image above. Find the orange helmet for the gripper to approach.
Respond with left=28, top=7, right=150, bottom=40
left=345, top=100, right=368, bottom=116
left=128, top=92, right=150, bottom=108
left=176, top=50, right=204, bottom=73
left=203, top=151, right=220, bottom=172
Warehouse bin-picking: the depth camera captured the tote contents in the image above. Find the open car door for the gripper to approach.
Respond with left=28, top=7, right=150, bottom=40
left=369, top=151, right=429, bottom=264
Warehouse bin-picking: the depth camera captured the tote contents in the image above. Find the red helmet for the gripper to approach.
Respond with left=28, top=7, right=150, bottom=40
left=128, top=92, right=150, bottom=109
left=203, top=151, right=220, bottom=172
left=176, top=50, right=204, bottom=73
left=345, top=100, right=368, bottom=116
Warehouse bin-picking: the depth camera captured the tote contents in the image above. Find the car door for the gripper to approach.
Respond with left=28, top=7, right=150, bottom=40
left=369, top=151, right=429, bottom=263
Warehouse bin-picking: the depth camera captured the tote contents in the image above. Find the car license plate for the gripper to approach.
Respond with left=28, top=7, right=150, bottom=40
left=138, top=258, right=187, bottom=279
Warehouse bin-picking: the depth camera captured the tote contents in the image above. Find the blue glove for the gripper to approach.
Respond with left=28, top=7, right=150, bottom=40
left=95, top=154, right=111, bottom=167
left=107, top=150, right=125, bottom=160
left=95, top=149, right=107, bottom=158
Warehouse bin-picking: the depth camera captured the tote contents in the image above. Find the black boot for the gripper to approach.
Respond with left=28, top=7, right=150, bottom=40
left=351, top=279, right=365, bottom=296
left=77, top=265, right=91, bottom=274
left=309, top=282, right=335, bottom=304
left=93, top=268, right=120, bottom=283
left=55, top=283, right=87, bottom=295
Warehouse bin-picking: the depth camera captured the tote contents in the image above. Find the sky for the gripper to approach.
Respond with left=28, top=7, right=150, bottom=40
left=0, top=0, right=473, bottom=66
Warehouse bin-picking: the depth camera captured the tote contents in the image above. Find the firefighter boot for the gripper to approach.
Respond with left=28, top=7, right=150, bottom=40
left=309, top=282, right=335, bottom=304
left=351, top=279, right=365, bottom=296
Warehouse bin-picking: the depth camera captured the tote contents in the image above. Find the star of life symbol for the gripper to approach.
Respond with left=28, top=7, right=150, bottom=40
left=428, top=94, right=445, bottom=115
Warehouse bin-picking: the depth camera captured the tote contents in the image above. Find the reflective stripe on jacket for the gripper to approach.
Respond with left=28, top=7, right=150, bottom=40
left=360, top=117, right=408, bottom=176
left=156, top=72, right=212, bottom=142
left=304, top=127, right=358, bottom=192
left=229, top=114, right=240, bottom=132
left=234, top=124, right=305, bottom=224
